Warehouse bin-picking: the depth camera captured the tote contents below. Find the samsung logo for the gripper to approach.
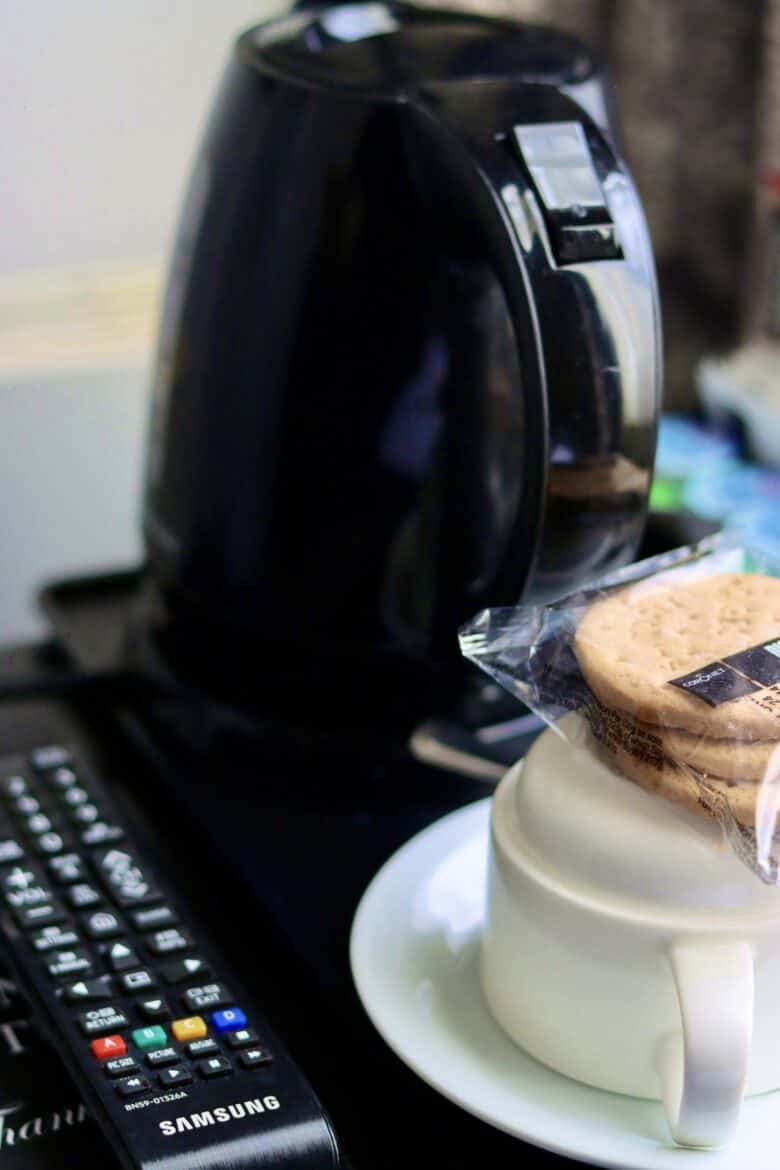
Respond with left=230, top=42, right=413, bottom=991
left=159, top=1096, right=280, bottom=1136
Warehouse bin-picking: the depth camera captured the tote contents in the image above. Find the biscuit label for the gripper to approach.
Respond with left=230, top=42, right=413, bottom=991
left=669, top=637, right=780, bottom=707
left=724, top=640, right=780, bottom=686
left=668, top=664, right=759, bottom=707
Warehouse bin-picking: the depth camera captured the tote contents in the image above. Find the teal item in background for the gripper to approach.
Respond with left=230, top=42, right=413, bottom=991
left=682, top=459, right=780, bottom=522
left=727, top=504, right=780, bottom=562
left=654, top=415, right=737, bottom=481
left=650, top=415, right=737, bottom=515
left=650, top=413, right=780, bottom=558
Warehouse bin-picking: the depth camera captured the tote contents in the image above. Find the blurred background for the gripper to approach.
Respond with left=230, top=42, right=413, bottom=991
left=1, top=0, right=778, bottom=638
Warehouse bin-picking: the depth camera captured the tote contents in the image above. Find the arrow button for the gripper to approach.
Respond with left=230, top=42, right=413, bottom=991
left=63, top=976, right=113, bottom=1004
left=159, top=1066, right=193, bottom=1088
left=160, top=957, right=212, bottom=986
left=138, top=997, right=171, bottom=1022
left=105, top=941, right=140, bottom=972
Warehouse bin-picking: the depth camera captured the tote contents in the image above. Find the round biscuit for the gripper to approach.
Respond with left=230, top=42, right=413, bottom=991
left=591, top=700, right=780, bottom=782
left=574, top=572, right=780, bottom=739
left=661, top=724, right=780, bottom=782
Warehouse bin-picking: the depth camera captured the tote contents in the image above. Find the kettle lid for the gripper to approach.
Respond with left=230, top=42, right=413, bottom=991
left=244, top=2, right=594, bottom=96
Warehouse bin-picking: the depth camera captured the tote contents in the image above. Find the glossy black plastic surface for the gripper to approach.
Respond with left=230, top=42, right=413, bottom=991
left=143, top=2, right=660, bottom=715
left=0, top=743, right=338, bottom=1170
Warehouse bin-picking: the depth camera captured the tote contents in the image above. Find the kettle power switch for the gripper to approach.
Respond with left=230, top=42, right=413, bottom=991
left=512, top=121, right=605, bottom=210
left=512, top=121, right=622, bottom=263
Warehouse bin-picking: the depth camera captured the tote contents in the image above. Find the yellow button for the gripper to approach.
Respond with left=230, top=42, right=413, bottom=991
left=172, top=1016, right=207, bottom=1043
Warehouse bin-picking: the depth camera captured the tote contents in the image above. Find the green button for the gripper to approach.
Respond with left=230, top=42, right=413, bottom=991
left=132, top=1025, right=167, bottom=1051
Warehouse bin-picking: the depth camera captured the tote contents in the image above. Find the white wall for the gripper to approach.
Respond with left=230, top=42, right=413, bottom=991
left=0, top=1, right=287, bottom=642
left=1, top=0, right=287, bottom=276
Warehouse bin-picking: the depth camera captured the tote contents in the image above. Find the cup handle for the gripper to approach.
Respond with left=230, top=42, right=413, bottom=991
left=662, top=940, right=754, bottom=1148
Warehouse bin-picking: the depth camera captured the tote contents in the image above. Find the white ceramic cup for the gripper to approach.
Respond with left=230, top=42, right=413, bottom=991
left=481, top=714, right=780, bottom=1148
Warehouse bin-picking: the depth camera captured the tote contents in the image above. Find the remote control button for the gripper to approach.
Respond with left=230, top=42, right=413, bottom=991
left=146, top=928, right=193, bottom=957
left=159, top=1066, right=192, bottom=1088
left=48, top=853, right=86, bottom=885
left=31, top=924, right=80, bottom=952
left=212, top=1007, right=247, bottom=1033
left=64, top=976, right=113, bottom=1004
left=63, top=788, right=89, bottom=808
left=145, top=1046, right=179, bottom=1068
left=13, top=796, right=40, bottom=817
left=15, top=902, right=65, bottom=929
left=82, top=909, right=123, bottom=940
left=116, top=1075, right=150, bottom=1099
left=5, top=884, right=52, bottom=912
left=94, top=848, right=160, bottom=908
left=79, top=1006, right=130, bottom=1037
left=129, top=905, right=177, bottom=932
left=3, top=881, right=51, bottom=910
left=48, top=767, right=78, bottom=791
left=0, top=840, right=24, bottom=865
left=1, top=775, right=28, bottom=799
left=66, top=883, right=102, bottom=910
left=239, top=1048, right=272, bottom=1070
left=91, top=1034, right=127, bottom=1061
left=225, top=1029, right=260, bottom=1051
left=2, top=865, right=42, bottom=898
left=45, top=947, right=93, bottom=979
left=161, top=957, right=211, bottom=985
left=81, top=823, right=124, bottom=847
left=104, top=1055, right=139, bottom=1078
left=119, top=969, right=156, bottom=994
left=30, top=746, right=71, bottom=772
left=131, top=1025, right=167, bottom=1051
left=35, top=833, right=66, bottom=857
left=138, top=998, right=171, bottom=1022
left=25, top=814, right=53, bottom=836
left=105, top=941, right=140, bottom=972
left=183, top=984, right=232, bottom=1013
left=186, top=1037, right=220, bottom=1059
left=101, top=935, right=136, bottom=973
left=71, top=804, right=99, bottom=826
left=171, top=1016, right=207, bottom=1043
left=198, top=1056, right=232, bottom=1080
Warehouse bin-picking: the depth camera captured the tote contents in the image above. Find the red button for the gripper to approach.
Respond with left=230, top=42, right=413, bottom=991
left=91, top=1034, right=127, bottom=1061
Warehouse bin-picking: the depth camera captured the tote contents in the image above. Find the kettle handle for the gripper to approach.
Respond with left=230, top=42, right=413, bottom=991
left=407, top=95, right=660, bottom=608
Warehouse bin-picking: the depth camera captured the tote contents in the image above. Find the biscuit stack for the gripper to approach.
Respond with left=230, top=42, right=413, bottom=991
left=573, top=573, right=780, bottom=827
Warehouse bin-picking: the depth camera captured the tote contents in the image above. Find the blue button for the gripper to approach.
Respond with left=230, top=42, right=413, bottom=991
left=211, top=1007, right=247, bottom=1033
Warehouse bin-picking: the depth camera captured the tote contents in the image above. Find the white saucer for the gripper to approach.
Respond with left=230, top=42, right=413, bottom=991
left=350, top=799, right=780, bottom=1170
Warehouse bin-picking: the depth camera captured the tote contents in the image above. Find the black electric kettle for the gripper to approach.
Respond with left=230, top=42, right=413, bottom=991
left=141, top=2, right=661, bottom=723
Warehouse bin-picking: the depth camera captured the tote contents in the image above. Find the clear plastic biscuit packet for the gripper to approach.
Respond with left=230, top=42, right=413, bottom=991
left=459, top=535, right=780, bottom=883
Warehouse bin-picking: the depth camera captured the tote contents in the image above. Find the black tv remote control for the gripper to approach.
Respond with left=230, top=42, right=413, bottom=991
left=0, top=744, right=339, bottom=1170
